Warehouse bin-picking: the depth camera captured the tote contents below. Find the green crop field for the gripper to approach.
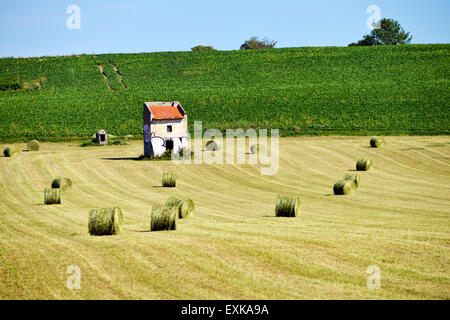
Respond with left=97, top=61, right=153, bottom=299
left=0, top=44, right=449, bottom=142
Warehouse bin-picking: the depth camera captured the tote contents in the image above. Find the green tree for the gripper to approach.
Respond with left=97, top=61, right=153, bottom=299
left=240, top=36, right=277, bottom=50
left=349, top=18, right=412, bottom=46
left=191, top=45, right=217, bottom=52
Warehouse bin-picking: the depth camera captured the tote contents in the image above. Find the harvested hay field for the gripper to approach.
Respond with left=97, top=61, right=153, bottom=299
left=0, top=136, right=449, bottom=299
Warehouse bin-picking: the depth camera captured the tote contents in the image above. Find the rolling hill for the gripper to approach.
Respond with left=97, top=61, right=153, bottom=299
left=0, top=136, right=449, bottom=299
left=0, top=44, right=449, bottom=142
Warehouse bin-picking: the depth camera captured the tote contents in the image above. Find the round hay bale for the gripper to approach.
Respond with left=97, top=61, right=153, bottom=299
left=88, top=207, right=123, bottom=236
left=162, top=172, right=176, bottom=188
left=89, top=207, right=123, bottom=235
left=370, top=136, right=386, bottom=148
left=51, top=177, right=72, bottom=191
left=151, top=205, right=178, bottom=231
left=250, top=144, right=265, bottom=154
left=3, top=146, right=20, bottom=157
left=165, top=196, right=194, bottom=219
left=27, top=140, right=40, bottom=151
left=356, top=159, right=373, bottom=171
left=275, top=195, right=300, bottom=217
left=44, top=188, right=61, bottom=205
left=343, top=173, right=360, bottom=188
left=333, top=180, right=356, bottom=195
left=206, top=140, right=220, bottom=151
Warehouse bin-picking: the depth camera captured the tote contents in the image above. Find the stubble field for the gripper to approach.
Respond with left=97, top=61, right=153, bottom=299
left=0, top=136, right=449, bottom=299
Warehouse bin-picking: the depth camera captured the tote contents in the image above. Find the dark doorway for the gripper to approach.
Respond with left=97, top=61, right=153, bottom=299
left=166, top=140, right=174, bottom=150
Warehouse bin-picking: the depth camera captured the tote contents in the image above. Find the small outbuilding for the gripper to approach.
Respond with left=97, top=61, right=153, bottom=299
left=143, top=101, right=188, bottom=158
left=95, top=129, right=108, bottom=145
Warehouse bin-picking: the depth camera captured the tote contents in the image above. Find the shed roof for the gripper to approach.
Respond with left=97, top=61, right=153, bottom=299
left=147, top=105, right=184, bottom=120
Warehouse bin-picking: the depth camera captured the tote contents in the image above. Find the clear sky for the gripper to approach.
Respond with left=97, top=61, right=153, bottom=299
left=0, top=0, right=449, bottom=58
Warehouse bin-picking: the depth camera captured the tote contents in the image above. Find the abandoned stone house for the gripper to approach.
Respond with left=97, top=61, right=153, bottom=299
left=143, top=101, right=189, bottom=158
left=94, top=129, right=108, bottom=145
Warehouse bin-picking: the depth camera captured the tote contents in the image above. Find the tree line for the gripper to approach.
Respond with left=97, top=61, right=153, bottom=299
left=191, top=18, right=411, bottom=51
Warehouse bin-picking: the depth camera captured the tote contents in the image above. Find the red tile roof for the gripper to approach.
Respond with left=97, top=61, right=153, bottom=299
left=148, top=105, right=184, bottom=120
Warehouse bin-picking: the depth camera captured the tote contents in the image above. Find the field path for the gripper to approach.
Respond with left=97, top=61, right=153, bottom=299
left=0, top=136, right=449, bottom=299
left=112, top=65, right=127, bottom=90
left=96, top=64, right=114, bottom=91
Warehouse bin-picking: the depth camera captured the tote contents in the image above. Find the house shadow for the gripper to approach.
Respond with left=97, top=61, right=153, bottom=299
left=262, top=215, right=301, bottom=218
left=101, top=157, right=142, bottom=161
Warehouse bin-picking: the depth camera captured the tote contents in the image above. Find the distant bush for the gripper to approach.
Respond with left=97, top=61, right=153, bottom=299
left=240, top=36, right=277, bottom=50
left=0, top=77, right=46, bottom=92
left=349, top=18, right=412, bottom=46
left=110, top=140, right=125, bottom=145
left=80, top=140, right=126, bottom=147
left=0, top=83, right=22, bottom=92
left=191, top=45, right=217, bottom=52
left=138, top=149, right=172, bottom=161
left=137, top=148, right=193, bottom=161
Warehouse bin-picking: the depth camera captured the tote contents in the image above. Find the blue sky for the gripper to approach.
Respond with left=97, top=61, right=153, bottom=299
left=0, top=0, right=449, bottom=58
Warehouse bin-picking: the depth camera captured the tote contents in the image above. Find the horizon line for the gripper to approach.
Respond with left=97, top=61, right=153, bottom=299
left=1, top=43, right=449, bottom=60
